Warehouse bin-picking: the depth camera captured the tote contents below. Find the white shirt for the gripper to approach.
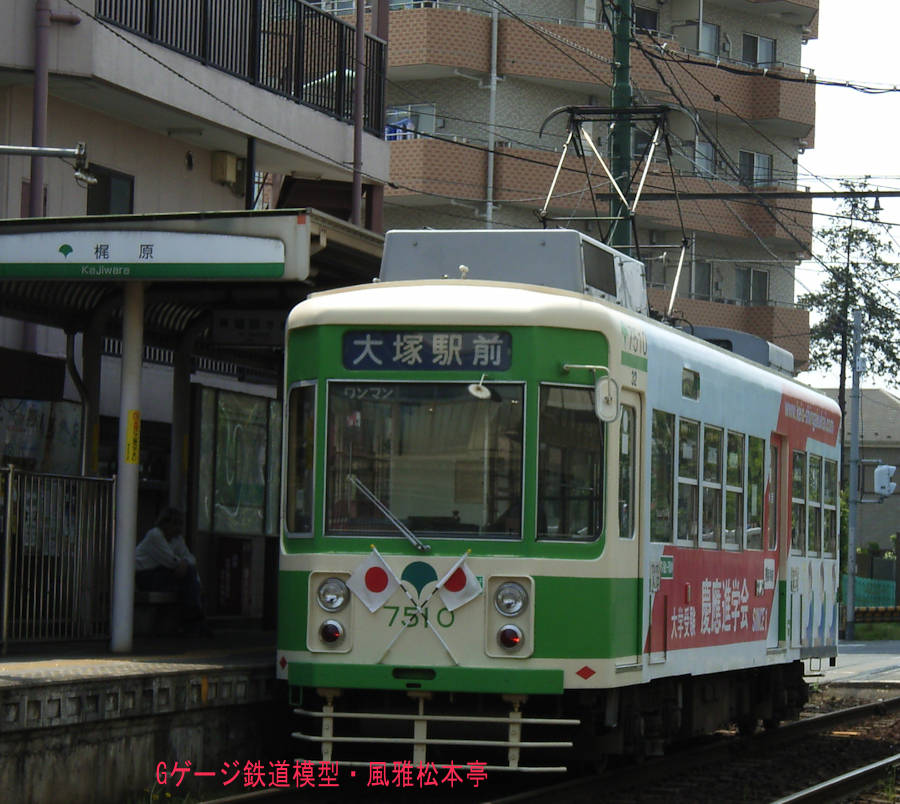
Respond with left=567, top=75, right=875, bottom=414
left=135, top=526, right=197, bottom=572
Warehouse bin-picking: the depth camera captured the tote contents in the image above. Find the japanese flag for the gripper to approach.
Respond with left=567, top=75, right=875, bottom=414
left=347, top=548, right=400, bottom=613
left=437, top=553, right=482, bottom=611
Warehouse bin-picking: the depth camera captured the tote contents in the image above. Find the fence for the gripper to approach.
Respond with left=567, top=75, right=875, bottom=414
left=1, top=467, right=116, bottom=651
left=96, top=0, right=386, bottom=134
left=841, top=573, right=897, bottom=608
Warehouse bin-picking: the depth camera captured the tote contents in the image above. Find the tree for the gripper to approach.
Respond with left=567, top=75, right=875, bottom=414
left=798, top=181, right=900, bottom=474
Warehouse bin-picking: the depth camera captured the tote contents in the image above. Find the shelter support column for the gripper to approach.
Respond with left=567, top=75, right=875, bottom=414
left=81, top=328, right=102, bottom=475
left=111, top=281, right=144, bottom=653
left=169, top=330, right=198, bottom=510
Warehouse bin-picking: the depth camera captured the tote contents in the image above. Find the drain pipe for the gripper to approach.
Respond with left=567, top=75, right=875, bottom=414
left=29, top=0, right=50, bottom=217
left=485, top=5, right=499, bottom=228
left=30, top=1, right=80, bottom=217
left=351, top=0, right=367, bottom=226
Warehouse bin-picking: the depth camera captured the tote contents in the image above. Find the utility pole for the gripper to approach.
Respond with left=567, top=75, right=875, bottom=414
left=610, top=0, right=632, bottom=252
left=845, top=307, right=862, bottom=641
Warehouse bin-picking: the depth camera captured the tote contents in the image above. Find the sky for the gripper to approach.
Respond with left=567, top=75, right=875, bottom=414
left=793, top=0, right=900, bottom=391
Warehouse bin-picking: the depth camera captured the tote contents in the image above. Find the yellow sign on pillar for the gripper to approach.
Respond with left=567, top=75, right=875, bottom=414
left=125, top=410, right=141, bottom=465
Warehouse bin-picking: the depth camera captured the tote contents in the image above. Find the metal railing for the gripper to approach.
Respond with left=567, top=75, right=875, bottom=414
left=96, top=0, right=386, bottom=135
left=1, top=467, right=116, bottom=651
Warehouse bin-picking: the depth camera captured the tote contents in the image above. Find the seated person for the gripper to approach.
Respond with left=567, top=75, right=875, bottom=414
left=135, top=507, right=209, bottom=634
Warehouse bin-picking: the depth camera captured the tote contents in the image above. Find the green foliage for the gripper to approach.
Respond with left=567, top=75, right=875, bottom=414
left=798, top=180, right=900, bottom=387
left=856, top=622, right=900, bottom=641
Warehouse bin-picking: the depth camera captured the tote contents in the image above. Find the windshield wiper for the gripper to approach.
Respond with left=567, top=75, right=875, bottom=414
left=347, top=474, right=431, bottom=552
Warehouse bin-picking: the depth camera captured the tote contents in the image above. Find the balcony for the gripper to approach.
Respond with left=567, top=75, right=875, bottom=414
left=645, top=289, right=810, bottom=370
left=388, top=6, right=814, bottom=139
left=96, top=0, right=386, bottom=134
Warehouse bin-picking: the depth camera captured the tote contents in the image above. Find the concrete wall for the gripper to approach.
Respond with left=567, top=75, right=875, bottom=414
left=1, top=0, right=389, bottom=189
left=0, top=665, right=280, bottom=804
left=0, top=88, right=242, bottom=219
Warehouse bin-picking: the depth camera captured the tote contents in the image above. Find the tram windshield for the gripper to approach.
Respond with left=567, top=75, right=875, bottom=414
left=325, top=381, right=524, bottom=540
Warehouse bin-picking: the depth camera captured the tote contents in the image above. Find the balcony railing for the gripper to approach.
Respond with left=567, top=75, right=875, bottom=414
left=96, top=0, right=386, bottom=135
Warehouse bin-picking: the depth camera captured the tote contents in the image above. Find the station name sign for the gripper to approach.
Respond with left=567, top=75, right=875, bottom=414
left=0, top=230, right=285, bottom=280
left=343, top=330, right=512, bottom=371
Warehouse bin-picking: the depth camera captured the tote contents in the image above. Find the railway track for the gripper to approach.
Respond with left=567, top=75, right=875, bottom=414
left=484, top=693, right=900, bottom=804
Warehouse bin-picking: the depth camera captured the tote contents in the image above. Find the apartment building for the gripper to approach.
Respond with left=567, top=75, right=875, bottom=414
left=382, top=0, right=818, bottom=368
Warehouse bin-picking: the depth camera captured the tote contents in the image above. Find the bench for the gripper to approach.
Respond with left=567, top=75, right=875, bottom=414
left=134, top=589, right=179, bottom=636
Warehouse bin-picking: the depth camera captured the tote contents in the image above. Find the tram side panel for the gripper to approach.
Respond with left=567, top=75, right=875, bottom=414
left=636, top=318, right=841, bottom=683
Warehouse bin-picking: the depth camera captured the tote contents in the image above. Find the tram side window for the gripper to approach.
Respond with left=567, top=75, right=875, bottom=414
left=724, top=431, right=745, bottom=548
left=618, top=405, right=636, bottom=539
left=807, top=455, right=822, bottom=556
left=701, top=425, right=723, bottom=547
left=791, top=451, right=806, bottom=553
left=746, top=436, right=765, bottom=549
left=538, top=385, right=604, bottom=541
left=677, top=419, right=699, bottom=544
left=285, top=383, right=316, bottom=534
left=823, top=459, right=838, bottom=556
left=650, top=409, right=675, bottom=542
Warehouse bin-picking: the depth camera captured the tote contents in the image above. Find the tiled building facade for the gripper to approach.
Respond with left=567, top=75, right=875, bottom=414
left=381, top=0, right=819, bottom=369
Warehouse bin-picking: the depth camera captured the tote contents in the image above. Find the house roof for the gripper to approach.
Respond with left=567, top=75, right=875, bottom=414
left=819, top=388, right=900, bottom=448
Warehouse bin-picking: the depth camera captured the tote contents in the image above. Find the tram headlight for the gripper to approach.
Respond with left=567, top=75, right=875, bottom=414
left=317, top=577, right=349, bottom=612
left=320, top=620, right=345, bottom=644
left=497, top=624, right=524, bottom=650
left=494, top=582, right=528, bottom=616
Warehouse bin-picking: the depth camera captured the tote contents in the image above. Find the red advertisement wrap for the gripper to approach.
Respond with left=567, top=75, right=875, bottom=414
left=647, top=547, right=777, bottom=651
left=645, top=390, right=840, bottom=654
left=777, top=391, right=840, bottom=450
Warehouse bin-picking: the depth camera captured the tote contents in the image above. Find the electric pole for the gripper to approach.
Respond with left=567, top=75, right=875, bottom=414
left=845, top=308, right=862, bottom=640
left=610, top=0, right=632, bottom=252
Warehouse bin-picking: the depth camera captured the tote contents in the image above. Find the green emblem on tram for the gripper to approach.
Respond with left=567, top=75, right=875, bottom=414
left=401, top=561, right=438, bottom=596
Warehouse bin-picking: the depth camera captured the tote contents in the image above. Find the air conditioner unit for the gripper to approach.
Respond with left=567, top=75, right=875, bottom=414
left=211, top=151, right=238, bottom=185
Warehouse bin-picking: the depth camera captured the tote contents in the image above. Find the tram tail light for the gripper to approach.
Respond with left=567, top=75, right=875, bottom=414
left=320, top=620, right=345, bottom=644
left=497, top=624, right=524, bottom=650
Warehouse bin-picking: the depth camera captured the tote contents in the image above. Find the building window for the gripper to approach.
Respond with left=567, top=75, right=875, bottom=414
left=695, top=139, right=715, bottom=177
left=743, top=33, right=776, bottom=67
left=692, top=260, right=712, bottom=300
left=385, top=103, right=437, bottom=141
left=87, top=165, right=134, bottom=215
left=736, top=267, right=769, bottom=305
left=739, top=150, right=773, bottom=186
left=699, top=21, right=719, bottom=57
left=632, top=125, right=664, bottom=162
left=634, top=6, right=659, bottom=32
left=310, top=0, right=354, bottom=12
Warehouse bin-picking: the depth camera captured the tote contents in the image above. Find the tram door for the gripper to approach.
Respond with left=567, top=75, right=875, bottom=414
left=616, top=390, right=643, bottom=668
left=768, top=434, right=788, bottom=650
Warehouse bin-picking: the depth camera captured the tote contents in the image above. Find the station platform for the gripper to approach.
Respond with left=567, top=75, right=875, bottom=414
left=0, top=624, right=280, bottom=804
left=806, top=640, right=900, bottom=695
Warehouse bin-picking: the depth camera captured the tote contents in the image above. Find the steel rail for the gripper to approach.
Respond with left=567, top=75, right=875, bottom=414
left=771, top=752, right=900, bottom=803
left=483, top=694, right=900, bottom=804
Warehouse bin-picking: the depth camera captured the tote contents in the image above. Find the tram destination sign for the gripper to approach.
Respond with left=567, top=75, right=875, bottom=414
left=343, top=330, right=512, bottom=371
left=0, top=230, right=285, bottom=279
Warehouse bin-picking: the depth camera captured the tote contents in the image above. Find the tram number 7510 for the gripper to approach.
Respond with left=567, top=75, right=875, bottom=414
left=384, top=605, right=455, bottom=629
